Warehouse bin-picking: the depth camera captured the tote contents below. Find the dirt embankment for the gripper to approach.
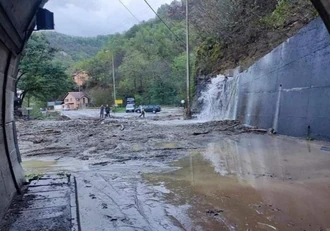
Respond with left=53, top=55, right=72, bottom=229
left=195, top=1, right=317, bottom=79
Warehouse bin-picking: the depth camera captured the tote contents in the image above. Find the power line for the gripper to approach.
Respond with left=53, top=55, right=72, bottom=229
left=113, top=0, right=214, bottom=67
left=116, top=0, right=184, bottom=64
left=117, top=0, right=141, bottom=22
left=115, top=0, right=215, bottom=78
left=115, top=0, right=216, bottom=92
left=143, top=0, right=186, bottom=46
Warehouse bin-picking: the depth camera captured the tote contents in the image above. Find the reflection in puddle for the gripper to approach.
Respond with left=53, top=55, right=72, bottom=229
left=132, top=145, right=143, bottom=152
left=22, top=160, right=57, bottom=174
left=154, top=142, right=179, bottom=149
left=22, top=157, right=89, bottom=175
left=146, top=134, right=330, bottom=231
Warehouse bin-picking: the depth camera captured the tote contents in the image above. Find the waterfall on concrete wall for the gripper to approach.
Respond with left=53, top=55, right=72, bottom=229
left=198, top=74, right=239, bottom=121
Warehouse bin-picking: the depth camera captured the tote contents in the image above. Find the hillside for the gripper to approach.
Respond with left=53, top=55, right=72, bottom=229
left=191, top=0, right=318, bottom=76
left=37, top=0, right=318, bottom=107
left=42, top=31, right=111, bottom=61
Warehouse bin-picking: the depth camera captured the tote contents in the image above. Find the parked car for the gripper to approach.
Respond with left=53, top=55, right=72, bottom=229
left=125, top=104, right=135, bottom=113
left=135, top=105, right=143, bottom=113
left=155, top=105, right=161, bottom=112
left=135, top=105, right=161, bottom=114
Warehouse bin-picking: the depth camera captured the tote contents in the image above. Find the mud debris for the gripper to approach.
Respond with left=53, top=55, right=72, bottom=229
left=16, top=113, right=330, bottom=231
left=91, top=161, right=111, bottom=166
left=206, top=209, right=224, bottom=216
left=17, top=119, right=248, bottom=160
left=89, top=193, right=96, bottom=199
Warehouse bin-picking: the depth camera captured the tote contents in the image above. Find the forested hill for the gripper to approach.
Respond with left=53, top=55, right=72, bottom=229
left=31, top=0, right=318, bottom=107
left=69, top=0, right=318, bottom=106
left=42, top=31, right=111, bottom=61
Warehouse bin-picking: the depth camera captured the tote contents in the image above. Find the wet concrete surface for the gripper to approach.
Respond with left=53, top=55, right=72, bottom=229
left=13, top=116, right=330, bottom=230
left=0, top=175, right=78, bottom=231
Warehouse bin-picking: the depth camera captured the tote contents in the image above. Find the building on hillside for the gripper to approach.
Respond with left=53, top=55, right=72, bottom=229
left=63, top=92, right=89, bottom=110
left=72, top=71, right=89, bottom=87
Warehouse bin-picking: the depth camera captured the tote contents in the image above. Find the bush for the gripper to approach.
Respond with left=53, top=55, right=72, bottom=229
left=260, top=0, right=317, bottom=29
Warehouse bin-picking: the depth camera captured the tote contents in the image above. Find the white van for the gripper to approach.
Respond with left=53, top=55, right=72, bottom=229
left=125, top=104, right=135, bottom=113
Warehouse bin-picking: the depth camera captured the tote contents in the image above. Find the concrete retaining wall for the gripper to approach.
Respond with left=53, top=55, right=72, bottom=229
left=237, top=17, right=330, bottom=140
left=312, top=0, right=330, bottom=33
left=0, top=0, right=44, bottom=220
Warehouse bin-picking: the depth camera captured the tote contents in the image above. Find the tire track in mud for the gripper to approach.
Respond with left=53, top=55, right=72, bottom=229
left=78, top=173, right=129, bottom=231
left=81, top=171, right=184, bottom=231
left=133, top=180, right=187, bottom=231
left=133, top=183, right=153, bottom=231
left=90, top=173, right=126, bottom=215
left=98, top=173, right=121, bottom=196
left=163, top=210, right=188, bottom=231
left=81, top=172, right=157, bottom=230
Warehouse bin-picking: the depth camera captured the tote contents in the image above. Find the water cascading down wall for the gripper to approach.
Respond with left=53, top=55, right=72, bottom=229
left=235, top=17, right=330, bottom=139
left=0, top=0, right=46, bottom=220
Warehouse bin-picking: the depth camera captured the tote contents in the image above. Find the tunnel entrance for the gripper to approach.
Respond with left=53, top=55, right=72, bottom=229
left=1, top=0, right=330, bottom=229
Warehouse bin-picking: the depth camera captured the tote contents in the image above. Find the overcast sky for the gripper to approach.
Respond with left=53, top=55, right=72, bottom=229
left=45, top=0, right=173, bottom=37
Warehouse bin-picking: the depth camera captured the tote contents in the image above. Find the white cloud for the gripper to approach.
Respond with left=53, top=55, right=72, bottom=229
left=45, top=0, right=173, bottom=37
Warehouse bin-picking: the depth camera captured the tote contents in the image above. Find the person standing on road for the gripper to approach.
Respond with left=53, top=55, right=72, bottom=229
left=100, top=105, right=105, bottom=119
left=139, top=107, right=145, bottom=119
left=105, top=104, right=110, bottom=118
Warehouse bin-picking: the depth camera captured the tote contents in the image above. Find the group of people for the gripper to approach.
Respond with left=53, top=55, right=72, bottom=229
left=99, top=105, right=111, bottom=119
left=99, top=105, right=146, bottom=119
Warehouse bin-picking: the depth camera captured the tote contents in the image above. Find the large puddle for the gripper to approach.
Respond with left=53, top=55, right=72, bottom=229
left=22, top=156, right=89, bottom=175
left=21, top=132, right=330, bottom=230
left=145, top=134, right=330, bottom=231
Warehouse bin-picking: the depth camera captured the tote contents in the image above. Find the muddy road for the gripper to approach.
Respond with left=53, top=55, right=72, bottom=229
left=17, top=114, right=330, bottom=231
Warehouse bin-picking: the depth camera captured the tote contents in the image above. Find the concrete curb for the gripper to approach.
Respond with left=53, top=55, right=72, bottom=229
left=71, top=176, right=81, bottom=231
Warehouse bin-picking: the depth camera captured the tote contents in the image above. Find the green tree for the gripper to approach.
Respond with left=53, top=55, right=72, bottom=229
left=71, top=1, right=194, bottom=106
left=17, top=33, right=72, bottom=106
left=88, top=87, right=112, bottom=106
left=118, top=51, right=149, bottom=96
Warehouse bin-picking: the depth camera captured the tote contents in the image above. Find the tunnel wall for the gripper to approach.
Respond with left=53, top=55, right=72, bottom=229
left=236, top=17, right=330, bottom=140
left=0, top=0, right=45, bottom=220
left=312, top=0, right=330, bottom=33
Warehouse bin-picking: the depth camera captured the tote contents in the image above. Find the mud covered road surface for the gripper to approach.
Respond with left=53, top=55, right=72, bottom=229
left=16, top=113, right=330, bottom=231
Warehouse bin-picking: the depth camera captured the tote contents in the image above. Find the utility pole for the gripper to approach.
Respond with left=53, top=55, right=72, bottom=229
left=185, top=0, right=191, bottom=119
left=112, top=53, right=116, bottom=106
left=27, top=96, right=30, bottom=120
left=104, top=49, right=117, bottom=106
